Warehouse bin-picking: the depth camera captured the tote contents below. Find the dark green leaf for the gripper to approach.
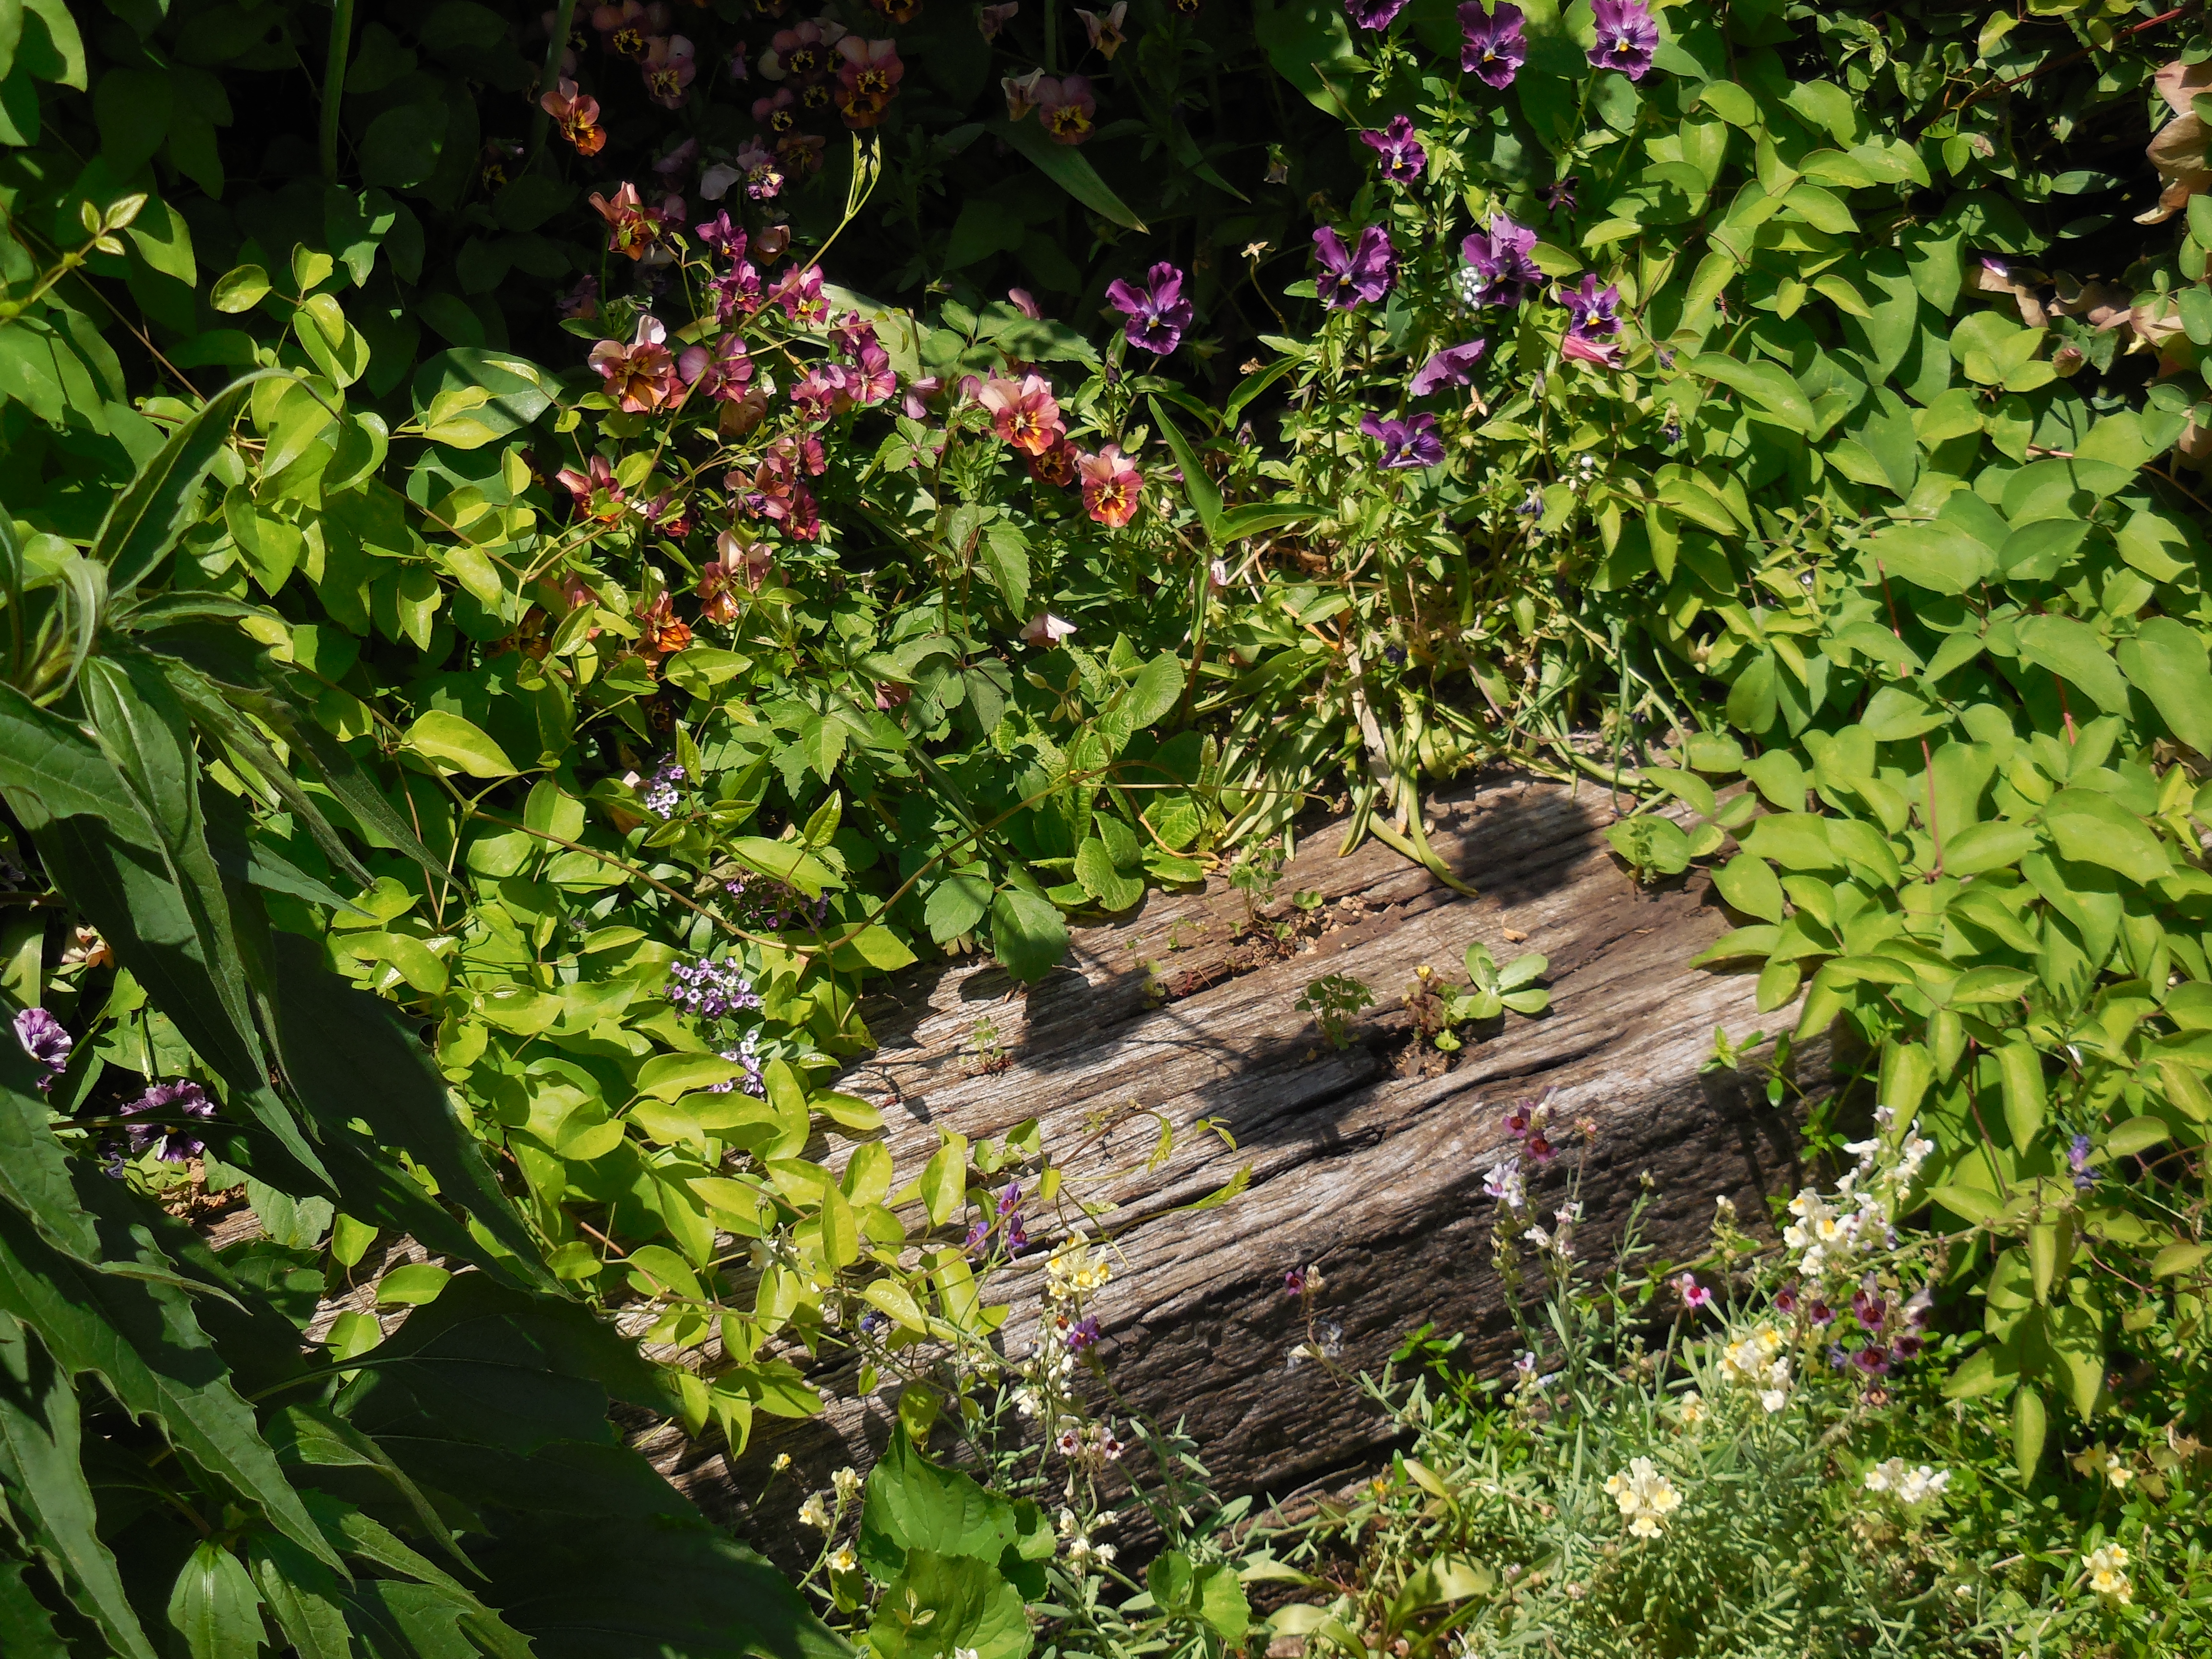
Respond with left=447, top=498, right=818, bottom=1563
left=0, top=1312, right=159, bottom=1659
left=94, top=371, right=284, bottom=596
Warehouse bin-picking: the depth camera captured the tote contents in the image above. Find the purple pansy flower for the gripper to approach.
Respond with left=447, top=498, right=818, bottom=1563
left=1105, top=261, right=1194, bottom=355
left=123, top=1079, right=216, bottom=1164
left=1314, top=225, right=1396, bottom=310
left=1359, top=411, right=1444, bottom=469
left=1409, top=338, right=1487, bottom=396
left=1560, top=273, right=1622, bottom=339
left=1588, top=0, right=1658, bottom=80
left=1344, top=0, right=1409, bottom=28
left=1064, top=1315, right=1100, bottom=1352
left=1560, top=273, right=1626, bottom=366
left=12, top=1007, right=69, bottom=1090
left=1546, top=175, right=1579, bottom=216
left=1458, top=216, right=1540, bottom=307
left=1458, top=1, right=1526, bottom=89
left=1359, top=115, right=1426, bottom=183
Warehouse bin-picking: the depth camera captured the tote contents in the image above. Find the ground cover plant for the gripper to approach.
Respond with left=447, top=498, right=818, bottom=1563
left=8, top=0, right=2212, bottom=1653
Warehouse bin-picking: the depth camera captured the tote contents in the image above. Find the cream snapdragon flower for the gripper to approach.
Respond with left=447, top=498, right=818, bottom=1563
left=1605, top=1457, right=1683, bottom=1538
left=2084, top=1543, right=2132, bottom=1603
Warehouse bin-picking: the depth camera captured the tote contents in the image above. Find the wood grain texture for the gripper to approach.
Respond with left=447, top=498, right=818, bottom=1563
left=640, top=769, right=1831, bottom=1542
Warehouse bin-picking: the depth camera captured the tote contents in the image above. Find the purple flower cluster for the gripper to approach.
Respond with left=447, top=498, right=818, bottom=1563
left=664, top=955, right=764, bottom=1019
left=1458, top=1, right=1526, bottom=88
left=964, top=1180, right=1031, bottom=1259
left=1816, top=1276, right=1932, bottom=1379
left=13, top=1008, right=70, bottom=1090
left=123, top=1079, right=216, bottom=1164
left=1458, top=216, right=1540, bottom=308
left=1063, top=1315, right=1100, bottom=1352
left=1313, top=225, right=1395, bottom=310
left=1358, top=115, right=1425, bottom=183
left=1359, top=412, right=1444, bottom=470
left=1588, top=0, right=1658, bottom=80
left=707, top=1032, right=767, bottom=1097
left=641, top=756, right=687, bottom=817
left=1500, top=1095, right=1556, bottom=1164
left=1105, top=262, right=1194, bottom=355
left=722, top=874, right=831, bottom=933
left=2069, top=1132, right=2096, bottom=1191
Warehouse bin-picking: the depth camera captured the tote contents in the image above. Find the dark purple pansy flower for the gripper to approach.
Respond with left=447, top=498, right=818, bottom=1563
left=1105, top=261, right=1194, bottom=355
left=1005, top=1213, right=1029, bottom=1254
left=1851, top=1287, right=1887, bottom=1328
left=1808, top=1299, right=1835, bottom=1327
left=1359, top=115, right=1426, bottom=183
left=1314, top=225, right=1396, bottom=309
left=1774, top=1283, right=1799, bottom=1315
left=1284, top=1267, right=1308, bottom=1297
left=1065, top=1315, right=1100, bottom=1351
left=12, top=1007, right=69, bottom=1090
left=1850, top=1343, right=1892, bottom=1377
left=695, top=211, right=747, bottom=259
left=1458, top=216, right=1539, bottom=307
left=1458, top=1, right=1526, bottom=89
left=123, top=1079, right=216, bottom=1164
left=1344, top=0, right=1409, bottom=28
left=1891, top=1330, right=1924, bottom=1360
left=1410, top=338, right=1487, bottom=396
left=998, top=1179, right=1023, bottom=1216
left=1560, top=273, right=1626, bottom=366
left=1546, top=175, right=1579, bottom=216
left=1588, top=0, right=1658, bottom=80
left=1360, top=412, right=1444, bottom=469
left=1560, top=273, right=1622, bottom=339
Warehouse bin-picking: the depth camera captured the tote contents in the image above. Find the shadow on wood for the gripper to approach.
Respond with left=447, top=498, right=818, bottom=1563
left=641, top=769, right=1833, bottom=1555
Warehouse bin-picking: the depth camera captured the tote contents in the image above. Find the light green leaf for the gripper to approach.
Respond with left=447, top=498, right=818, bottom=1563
left=404, top=710, right=518, bottom=778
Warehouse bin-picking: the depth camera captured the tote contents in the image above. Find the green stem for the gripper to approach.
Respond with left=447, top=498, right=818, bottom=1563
left=319, top=0, right=357, bottom=180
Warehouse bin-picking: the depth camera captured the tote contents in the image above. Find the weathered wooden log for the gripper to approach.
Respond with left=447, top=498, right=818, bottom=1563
left=641, top=769, right=1834, bottom=1541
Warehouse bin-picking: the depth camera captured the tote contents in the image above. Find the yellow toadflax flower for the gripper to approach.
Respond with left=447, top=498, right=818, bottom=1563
left=2083, top=1543, right=2132, bottom=1604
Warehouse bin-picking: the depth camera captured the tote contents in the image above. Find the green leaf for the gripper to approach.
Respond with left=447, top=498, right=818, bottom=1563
left=993, top=118, right=1145, bottom=231
left=2016, top=615, right=2130, bottom=716
left=0, top=1041, right=98, bottom=1264
left=404, top=710, right=518, bottom=778
left=924, top=875, right=993, bottom=944
left=2105, top=1116, right=2170, bottom=1157
left=989, top=888, right=1068, bottom=982
left=246, top=1533, right=354, bottom=1659
left=375, top=1262, right=452, bottom=1306
left=1147, top=396, right=1220, bottom=541
left=634, top=1052, right=747, bottom=1101
left=211, top=265, right=271, bottom=314
left=919, top=1132, right=968, bottom=1229
left=2118, top=617, right=2212, bottom=755
left=1074, top=837, right=1143, bottom=911
left=2041, top=789, right=2171, bottom=885
left=1996, top=1039, right=2045, bottom=1153
left=95, top=371, right=284, bottom=596
left=975, top=524, right=1029, bottom=617
left=0, top=1201, right=342, bottom=1571
left=1868, top=524, right=1991, bottom=595
left=166, top=1541, right=264, bottom=1659
left=1711, top=852, right=1784, bottom=922
left=2011, top=1384, right=2046, bottom=1481
left=1688, top=352, right=1814, bottom=432
left=266, top=935, right=553, bottom=1292
left=0, top=1313, right=159, bottom=1659
left=867, top=1549, right=1030, bottom=1659
left=1122, top=653, right=1184, bottom=729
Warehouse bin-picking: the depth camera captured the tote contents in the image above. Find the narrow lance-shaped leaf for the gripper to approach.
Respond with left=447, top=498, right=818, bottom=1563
left=0, top=1312, right=161, bottom=1659
left=95, top=370, right=288, bottom=597
left=0, top=1194, right=344, bottom=1570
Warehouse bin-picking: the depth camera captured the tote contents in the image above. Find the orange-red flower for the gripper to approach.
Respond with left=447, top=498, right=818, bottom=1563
left=636, top=589, right=693, bottom=659
left=540, top=78, right=607, bottom=156
left=1077, top=444, right=1142, bottom=526
left=589, top=182, right=678, bottom=263
left=589, top=315, right=682, bottom=413
left=976, top=373, right=1064, bottom=456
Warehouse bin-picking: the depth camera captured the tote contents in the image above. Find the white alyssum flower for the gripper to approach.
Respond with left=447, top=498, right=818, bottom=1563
left=828, top=1547, right=858, bottom=1574
left=1719, top=1322, right=1792, bottom=1411
left=831, top=1466, right=861, bottom=1503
